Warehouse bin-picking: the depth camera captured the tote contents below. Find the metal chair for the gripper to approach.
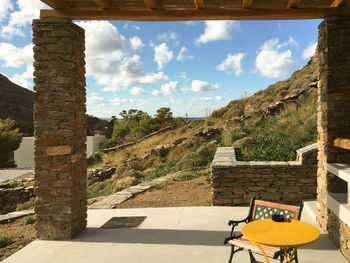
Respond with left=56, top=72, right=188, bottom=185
left=224, top=197, right=303, bottom=263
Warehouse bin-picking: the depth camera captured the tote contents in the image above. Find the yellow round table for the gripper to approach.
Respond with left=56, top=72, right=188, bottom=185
left=242, top=219, right=320, bottom=263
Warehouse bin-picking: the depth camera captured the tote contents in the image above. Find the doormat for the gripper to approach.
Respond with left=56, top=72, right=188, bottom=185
left=101, top=216, right=147, bottom=229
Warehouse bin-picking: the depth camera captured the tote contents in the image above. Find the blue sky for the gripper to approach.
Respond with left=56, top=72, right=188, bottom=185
left=0, top=0, right=321, bottom=118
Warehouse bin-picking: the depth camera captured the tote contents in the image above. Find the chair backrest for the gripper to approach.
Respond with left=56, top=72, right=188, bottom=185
left=248, top=197, right=303, bottom=222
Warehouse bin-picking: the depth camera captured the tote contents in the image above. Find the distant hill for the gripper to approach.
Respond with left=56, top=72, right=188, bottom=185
left=0, top=74, right=34, bottom=136
left=0, top=74, right=108, bottom=136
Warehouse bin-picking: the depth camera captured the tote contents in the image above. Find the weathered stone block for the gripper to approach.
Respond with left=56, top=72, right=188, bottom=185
left=46, top=145, right=72, bottom=156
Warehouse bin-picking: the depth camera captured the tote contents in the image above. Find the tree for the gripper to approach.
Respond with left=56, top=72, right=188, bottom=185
left=108, top=107, right=183, bottom=147
left=120, top=109, right=149, bottom=122
left=155, top=107, right=172, bottom=122
left=105, top=115, right=118, bottom=139
left=0, top=118, right=23, bottom=168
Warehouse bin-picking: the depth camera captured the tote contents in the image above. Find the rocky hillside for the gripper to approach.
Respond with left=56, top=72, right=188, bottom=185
left=87, top=57, right=318, bottom=198
left=0, top=74, right=34, bottom=136
left=0, top=74, right=108, bottom=136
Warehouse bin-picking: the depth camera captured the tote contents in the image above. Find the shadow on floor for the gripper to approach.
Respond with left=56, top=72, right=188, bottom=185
left=74, top=227, right=229, bottom=246
left=72, top=227, right=336, bottom=251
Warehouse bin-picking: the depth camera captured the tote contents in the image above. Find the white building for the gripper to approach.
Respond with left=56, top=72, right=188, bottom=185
left=14, top=135, right=107, bottom=168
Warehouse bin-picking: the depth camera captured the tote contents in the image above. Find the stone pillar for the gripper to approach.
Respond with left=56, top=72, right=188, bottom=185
left=317, top=17, right=350, bottom=260
left=32, top=19, right=87, bottom=240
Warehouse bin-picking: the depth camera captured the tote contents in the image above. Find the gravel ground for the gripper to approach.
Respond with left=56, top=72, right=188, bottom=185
left=0, top=169, right=34, bottom=183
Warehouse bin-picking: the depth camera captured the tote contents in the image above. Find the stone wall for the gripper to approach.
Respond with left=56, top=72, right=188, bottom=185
left=211, top=144, right=317, bottom=206
left=32, top=19, right=87, bottom=240
left=0, top=184, right=34, bottom=214
left=317, top=17, right=350, bottom=261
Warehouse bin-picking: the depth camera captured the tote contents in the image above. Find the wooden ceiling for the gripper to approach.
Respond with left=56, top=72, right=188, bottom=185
left=39, top=0, right=350, bottom=20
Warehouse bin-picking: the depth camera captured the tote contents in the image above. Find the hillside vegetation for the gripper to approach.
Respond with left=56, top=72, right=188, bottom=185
left=87, top=56, right=318, bottom=198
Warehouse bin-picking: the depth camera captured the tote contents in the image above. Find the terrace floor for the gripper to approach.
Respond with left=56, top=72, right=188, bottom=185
left=3, top=205, right=347, bottom=263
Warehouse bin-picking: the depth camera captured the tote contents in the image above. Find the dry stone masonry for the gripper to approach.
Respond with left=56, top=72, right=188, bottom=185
left=211, top=144, right=317, bottom=206
left=32, top=19, right=87, bottom=240
left=0, top=182, right=34, bottom=214
left=317, top=17, right=350, bottom=261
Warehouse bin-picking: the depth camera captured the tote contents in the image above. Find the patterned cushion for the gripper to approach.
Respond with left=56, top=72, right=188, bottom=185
left=253, top=205, right=295, bottom=221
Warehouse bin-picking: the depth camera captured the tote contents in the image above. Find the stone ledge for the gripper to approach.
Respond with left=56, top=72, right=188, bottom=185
left=0, top=209, right=35, bottom=224
left=327, top=163, right=350, bottom=183
left=211, top=145, right=317, bottom=169
left=296, top=143, right=318, bottom=157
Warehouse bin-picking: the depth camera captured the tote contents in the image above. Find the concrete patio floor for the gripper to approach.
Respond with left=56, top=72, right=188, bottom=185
left=3, top=205, right=348, bottom=263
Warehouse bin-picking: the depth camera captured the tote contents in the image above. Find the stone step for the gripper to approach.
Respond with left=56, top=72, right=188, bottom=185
left=303, top=200, right=318, bottom=223
left=88, top=171, right=181, bottom=209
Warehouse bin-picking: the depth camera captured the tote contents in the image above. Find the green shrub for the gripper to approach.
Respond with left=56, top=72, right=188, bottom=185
left=0, top=118, right=23, bottom=168
left=0, top=235, right=12, bottom=248
left=108, top=107, right=181, bottom=147
left=23, top=215, right=35, bottom=225
left=142, top=160, right=177, bottom=181
left=16, top=198, right=35, bottom=211
left=87, top=180, right=118, bottom=199
left=178, top=173, right=200, bottom=181
left=239, top=96, right=317, bottom=161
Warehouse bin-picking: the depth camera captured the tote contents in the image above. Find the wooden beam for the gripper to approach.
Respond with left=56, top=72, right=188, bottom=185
left=91, top=0, right=115, bottom=10
left=40, top=7, right=350, bottom=21
left=243, top=0, right=253, bottom=9
left=334, top=138, right=350, bottom=150
left=194, top=0, right=205, bottom=9
left=143, top=0, right=160, bottom=9
left=331, top=0, right=344, bottom=7
left=40, top=0, right=69, bottom=10
left=287, top=0, right=301, bottom=8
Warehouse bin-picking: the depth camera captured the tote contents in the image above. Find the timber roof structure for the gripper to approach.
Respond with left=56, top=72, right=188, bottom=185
left=39, top=0, right=349, bottom=20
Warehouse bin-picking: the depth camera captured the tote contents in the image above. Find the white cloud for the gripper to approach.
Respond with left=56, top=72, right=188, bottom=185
left=302, top=42, right=317, bottom=59
left=152, top=90, right=161, bottom=96
left=87, top=93, right=107, bottom=105
left=0, top=43, right=33, bottom=68
left=161, top=81, right=178, bottom=95
left=0, top=43, right=33, bottom=90
left=180, top=72, right=187, bottom=79
left=130, top=87, right=148, bottom=95
left=138, top=72, right=168, bottom=85
left=76, top=21, right=168, bottom=91
left=0, top=0, right=13, bottom=21
left=123, top=23, right=140, bottom=31
left=183, top=21, right=197, bottom=26
left=191, top=80, right=219, bottom=92
left=157, top=31, right=179, bottom=42
left=154, top=43, right=173, bottom=70
left=77, top=21, right=127, bottom=74
left=216, top=53, right=245, bottom=76
left=195, top=21, right=242, bottom=45
left=255, top=38, right=296, bottom=78
left=287, top=37, right=298, bottom=47
left=130, top=36, right=144, bottom=51
left=152, top=81, right=180, bottom=96
left=215, top=96, right=224, bottom=101
left=1, top=0, right=48, bottom=38
left=177, top=46, right=194, bottom=61
left=110, top=96, right=148, bottom=106
left=9, top=66, right=33, bottom=90
left=171, top=96, right=223, bottom=105
left=99, top=56, right=168, bottom=92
